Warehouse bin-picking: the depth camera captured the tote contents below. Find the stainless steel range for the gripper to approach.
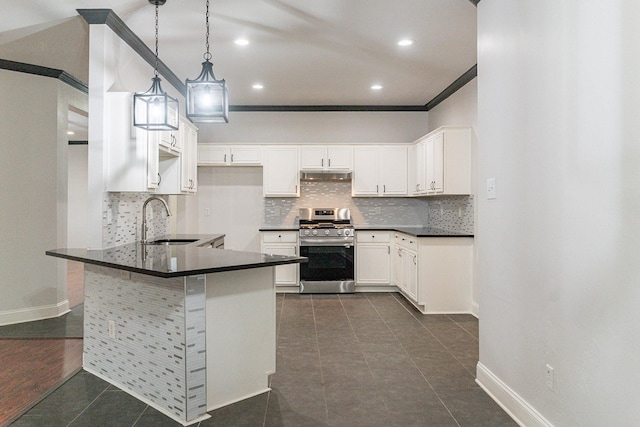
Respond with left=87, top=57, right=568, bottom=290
left=298, top=208, right=355, bottom=293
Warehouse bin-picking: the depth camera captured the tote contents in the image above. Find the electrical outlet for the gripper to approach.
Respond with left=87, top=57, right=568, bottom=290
left=108, top=320, right=116, bottom=339
left=107, top=208, right=113, bottom=225
left=545, top=364, right=554, bottom=391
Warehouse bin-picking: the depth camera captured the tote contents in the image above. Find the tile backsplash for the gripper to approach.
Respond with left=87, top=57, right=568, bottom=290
left=263, top=181, right=474, bottom=234
left=103, top=192, right=171, bottom=248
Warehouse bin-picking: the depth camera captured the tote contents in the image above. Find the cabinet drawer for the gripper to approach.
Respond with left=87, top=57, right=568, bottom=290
left=394, top=233, right=418, bottom=251
left=356, top=231, right=391, bottom=243
left=262, top=232, right=298, bottom=243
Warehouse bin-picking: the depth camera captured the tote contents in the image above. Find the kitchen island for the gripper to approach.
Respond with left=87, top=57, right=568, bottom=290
left=46, top=236, right=306, bottom=426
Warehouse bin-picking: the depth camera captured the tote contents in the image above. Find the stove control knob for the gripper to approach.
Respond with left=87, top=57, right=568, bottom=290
left=344, top=229, right=351, bottom=236
left=324, top=230, right=331, bottom=235
left=304, top=230, right=310, bottom=235
left=312, top=230, right=318, bottom=235
left=337, top=229, right=343, bottom=235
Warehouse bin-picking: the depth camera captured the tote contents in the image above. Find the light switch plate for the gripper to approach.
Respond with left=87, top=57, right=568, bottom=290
left=487, top=178, right=497, bottom=199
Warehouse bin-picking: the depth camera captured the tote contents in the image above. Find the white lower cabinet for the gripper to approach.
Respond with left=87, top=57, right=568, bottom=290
left=261, top=231, right=299, bottom=292
left=394, top=232, right=473, bottom=314
left=355, top=231, right=393, bottom=289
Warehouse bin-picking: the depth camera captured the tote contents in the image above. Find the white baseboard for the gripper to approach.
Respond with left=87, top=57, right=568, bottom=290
left=476, top=362, right=554, bottom=427
left=0, top=300, right=70, bottom=326
left=471, top=301, right=479, bottom=318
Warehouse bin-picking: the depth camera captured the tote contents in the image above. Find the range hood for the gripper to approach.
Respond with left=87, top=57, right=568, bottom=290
left=300, top=170, right=352, bottom=181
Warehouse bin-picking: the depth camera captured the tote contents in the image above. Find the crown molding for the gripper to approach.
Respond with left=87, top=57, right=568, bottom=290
left=77, top=8, right=185, bottom=94
left=0, top=58, right=88, bottom=93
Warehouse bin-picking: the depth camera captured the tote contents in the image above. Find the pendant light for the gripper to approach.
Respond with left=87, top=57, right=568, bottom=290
left=185, top=0, right=229, bottom=123
left=133, top=0, right=179, bottom=131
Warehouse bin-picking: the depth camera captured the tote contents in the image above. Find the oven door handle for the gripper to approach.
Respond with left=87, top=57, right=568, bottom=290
left=300, top=239, right=354, bottom=247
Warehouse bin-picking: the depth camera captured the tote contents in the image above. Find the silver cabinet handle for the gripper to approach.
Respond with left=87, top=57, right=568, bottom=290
left=383, top=185, right=386, bottom=193
left=328, top=158, right=331, bottom=167
left=157, top=173, right=161, bottom=185
left=413, top=255, right=417, bottom=265
left=224, top=154, right=227, bottom=163
left=376, top=185, right=379, bottom=193
left=387, top=246, right=390, bottom=254
left=321, top=158, right=324, bottom=167
left=231, top=154, right=234, bottom=162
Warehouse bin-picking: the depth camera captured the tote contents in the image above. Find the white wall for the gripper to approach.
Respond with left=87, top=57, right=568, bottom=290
left=428, top=79, right=477, bottom=133
left=477, top=1, right=640, bottom=425
left=0, top=69, right=87, bottom=324
left=197, top=111, right=429, bottom=144
left=67, top=144, right=88, bottom=248
left=195, top=167, right=264, bottom=252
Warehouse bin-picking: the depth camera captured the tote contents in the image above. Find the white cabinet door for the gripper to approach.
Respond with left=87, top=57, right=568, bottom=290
left=352, top=147, right=380, bottom=195
left=426, top=133, right=444, bottom=194
left=229, top=147, right=262, bottom=165
left=300, top=146, right=352, bottom=170
left=356, top=245, right=391, bottom=284
left=352, top=146, right=407, bottom=196
left=180, top=119, right=198, bottom=193
left=299, top=146, right=326, bottom=170
left=263, top=244, right=298, bottom=286
left=159, top=128, right=181, bottom=155
left=263, top=147, right=299, bottom=197
left=413, top=140, right=428, bottom=195
left=326, top=146, right=353, bottom=170
left=261, top=231, right=299, bottom=289
left=197, top=145, right=262, bottom=165
left=146, top=130, right=160, bottom=189
left=394, top=245, right=404, bottom=290
left=198, top=145, right=228, bottom=165
left=380, top=146, right=408, bottom=195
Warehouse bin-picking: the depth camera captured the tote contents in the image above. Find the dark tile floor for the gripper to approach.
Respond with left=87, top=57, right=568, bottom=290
left=11, top=293, right=516, bottom=427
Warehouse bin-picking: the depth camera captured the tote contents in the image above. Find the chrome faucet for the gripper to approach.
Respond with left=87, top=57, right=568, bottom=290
left=141, top=196, right=172, bottom=244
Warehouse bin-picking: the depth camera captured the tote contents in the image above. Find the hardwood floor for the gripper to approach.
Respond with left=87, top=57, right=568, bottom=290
left=0, top=338, right=83, bottom=426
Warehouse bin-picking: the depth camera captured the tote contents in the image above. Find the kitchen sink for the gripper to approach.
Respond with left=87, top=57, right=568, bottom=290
left=145, top=238, right=198, bottom=245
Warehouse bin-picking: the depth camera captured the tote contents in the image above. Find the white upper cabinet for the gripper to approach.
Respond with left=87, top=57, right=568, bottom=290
left=180, top=118, right=198, bottom=193
left=352, top=146, right=408, bottom=196
left=299, top=145, right=353, bottom=170
left=263, top=146, right=299, bottom=197
left=198, top=144, right=262, bottom=166
left=159, top=127, right=181, bottom=156
left=412, top=127, right=472, bottom=196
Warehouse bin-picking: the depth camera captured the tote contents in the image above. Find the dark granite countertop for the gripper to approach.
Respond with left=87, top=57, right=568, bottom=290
left=354, top=226, right=474, bottom=237
left=259, top=226, right=299, bottom=232
left=46, top=234, right=306, bottom=279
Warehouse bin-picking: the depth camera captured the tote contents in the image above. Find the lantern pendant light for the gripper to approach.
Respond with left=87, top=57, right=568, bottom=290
left=185, top=0, right=229, bottom=123
left=133, top=0, right=179, bottom=131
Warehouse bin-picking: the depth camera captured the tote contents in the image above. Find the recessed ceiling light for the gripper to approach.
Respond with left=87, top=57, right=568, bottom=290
left=371, top=84, right=383, bottom=90
left=235, top=39, right=249, bottom=46
left=398, top=39, right=414, bottom=47
left=67, top=131, right=75, bottom=135
left=252, top=83, right=264, bottom=90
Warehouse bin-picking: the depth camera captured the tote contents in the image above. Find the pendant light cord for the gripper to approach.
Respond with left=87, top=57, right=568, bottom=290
left=154, top=2, right=159, bottom=77
left=204, top=0, right=212, bottom=61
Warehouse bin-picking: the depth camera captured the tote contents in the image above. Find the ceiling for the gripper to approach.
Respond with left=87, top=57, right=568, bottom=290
left=1, top=0, right=477, bottom=107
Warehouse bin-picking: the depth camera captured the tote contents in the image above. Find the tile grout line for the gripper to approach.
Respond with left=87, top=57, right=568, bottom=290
left=310, top=295, right=330, bottom=424
left=365, top=293, right=462, bottom=427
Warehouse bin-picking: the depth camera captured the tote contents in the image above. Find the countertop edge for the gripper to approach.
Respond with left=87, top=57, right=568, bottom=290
left=354, top=226, right=474, bottom=238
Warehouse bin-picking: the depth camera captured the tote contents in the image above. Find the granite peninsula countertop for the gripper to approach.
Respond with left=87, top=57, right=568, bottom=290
left=46, top=234, right=306, bottom=278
